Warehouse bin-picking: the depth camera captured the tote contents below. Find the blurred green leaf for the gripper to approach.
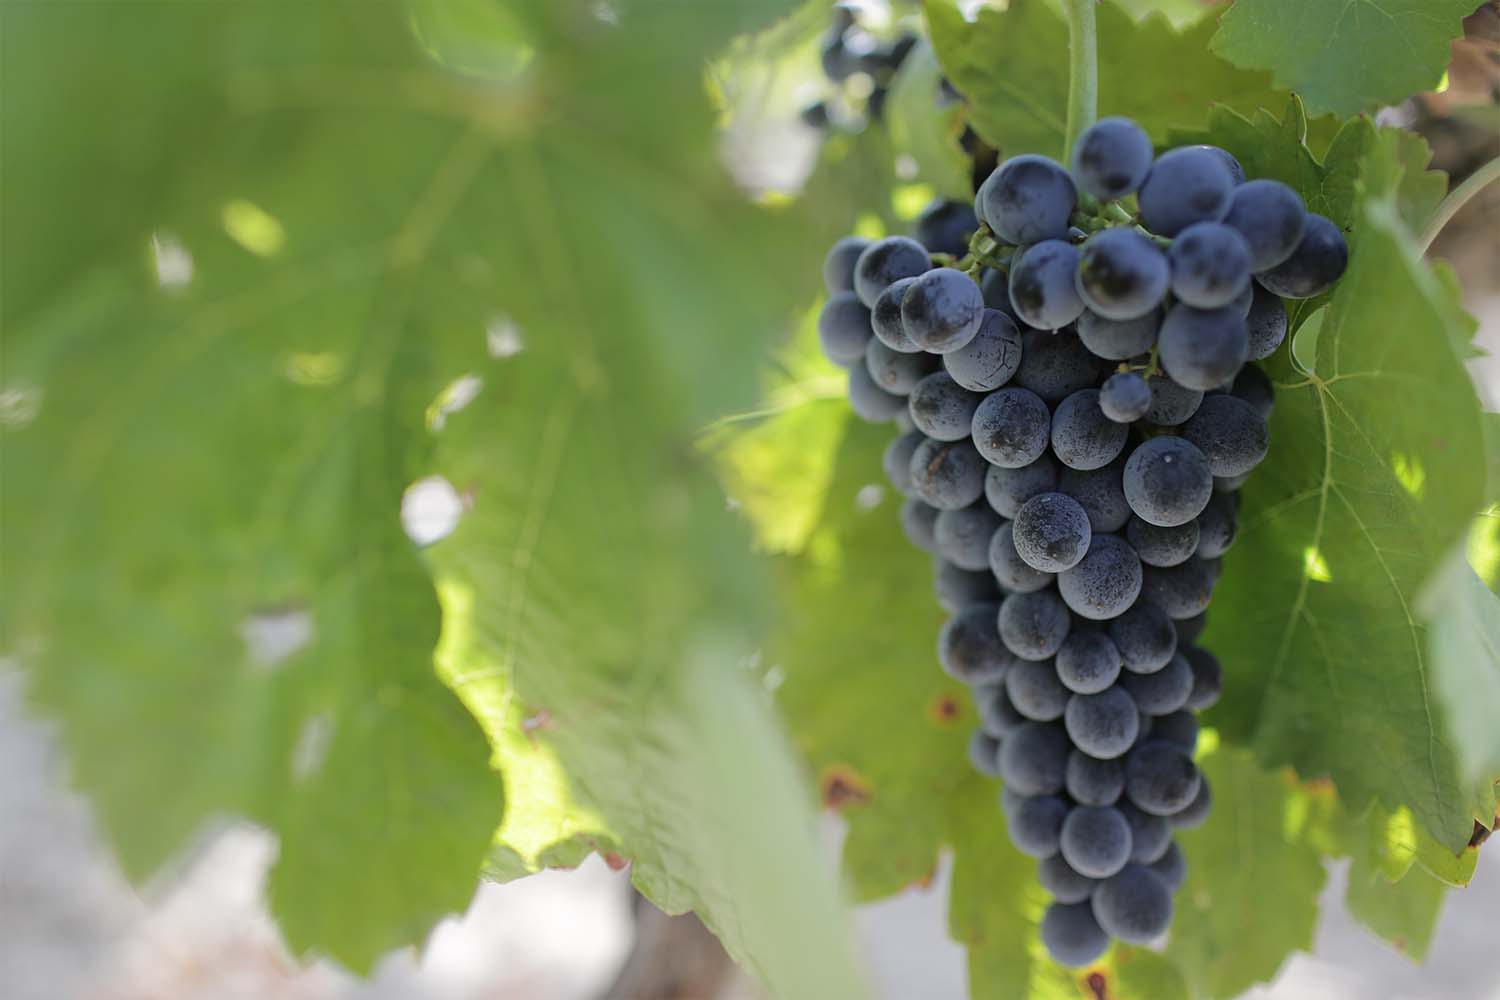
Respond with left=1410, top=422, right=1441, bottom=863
left=1211, top=0, right=1475, bottom=118
left=924, top=0, right=1281, bottom=159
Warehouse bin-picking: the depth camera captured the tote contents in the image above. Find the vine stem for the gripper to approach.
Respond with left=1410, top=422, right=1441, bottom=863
left=1419, top=156, right=1500, bottom=254
left=1062, top=0, right=1098, bottom=163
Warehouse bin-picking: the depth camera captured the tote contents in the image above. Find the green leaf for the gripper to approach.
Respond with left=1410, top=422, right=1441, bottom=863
left=1203, top=123, right=1492, bottom=851
left=1419, top=553, right=1500, bottom=800
left=1211, top=0, right=1475, bottom=118
left=924, top=0, right=1282, bottom=159
left=2, top=1, right=867, bottom=988
left=1165, top=747, right=1326, bottom=998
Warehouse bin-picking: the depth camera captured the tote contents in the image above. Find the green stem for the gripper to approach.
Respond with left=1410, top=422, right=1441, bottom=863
left=1062, top=0, right=1098, bottom=164
left=1419, top=156, right=1500, bottom=254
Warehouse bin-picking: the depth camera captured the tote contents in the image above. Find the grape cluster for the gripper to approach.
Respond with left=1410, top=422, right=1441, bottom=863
left=819, top=116, right=1347, bottom=966
left=805, top=4, right=920, bottom=127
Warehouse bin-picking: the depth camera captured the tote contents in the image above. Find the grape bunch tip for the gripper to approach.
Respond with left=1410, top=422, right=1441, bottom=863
left=817, top=114, right=1347, bottom=967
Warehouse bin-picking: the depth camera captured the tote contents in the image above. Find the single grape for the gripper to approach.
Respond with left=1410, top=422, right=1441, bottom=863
left=853, top=235, right=930, bottom=307
left=978, top=154, right=1078, bottom=245
left=1228, top=280, right=1255, bottom=318
left=1071, top=117, right=1153, bottom=200
left=1041, top=901, right=1110, bottom=968
left=1170, top=777, right=1212, bottom=830
left=867, top=337, right=938, bottom=395
left=1181, top=393, right=1269, bottom=477
left=1039, top=853, right=1099, bottom=904
left=1181, top=645, right=1223, bottom=711
left=1123, top=436, right=1213, bottom=527
left=938, top=602, right=1011, bottom=685
left=901, top=498, right=940, bottom=553
left=1051, top=389, right=1129, bottom=470
left=936, top=504, right=1004, bottom=572
left=984, top=454, right=1059, bottom=518
left=1126, top=516, right=1199, bottom=568
left=1223, top=179, right=1307, bottom=271
left=1144, top=373, right=1203, bottom=426
left=848, top=362, right=907, bottom=422
left=1065, top=686, right=1141, bottom=759
left=936, top=558, right=1002, bottom=612
left=1059, top=460, right=1132, bottom=533
left=1066, top=750, right=1125, bottom=807
left=1193, top=491, right=1238, bottom=558
left=1151, top=710, right=1200, bottom=752
left=1174, top=612, right=1207, bottom=645
left=968, top=729, right=1002, bottom=777
left=1126, top=740, right=1202, bottom=816
left=998, top=589, right=1072, bottom=661
left=1007, top=794, right=1070, bottom=858
left=1158, top=304, right=1250, bottom=391
left=1255, top=213, right=1348, bottom=299
left=977, top=681, right=1028, bottom=738
left=1138, top=146, right=1235, bottom=236
left=1195, top=144, right=1246, bottom=185
left=1007, top=659, right=1071, bottom=722
left=1056, top=630, right=1122, bottom=695
left=999, top=721, right=1071, bottom=795
left=1010, top=241, right=1087, bottom=330
left=820, top=33, right=855, bottom=82
left=824, top=236, right=872, bottom=294
left=818, top=292, right=874, bottom=366
left=1059, top=534, right=1144, bottom=621
left=1168, top=222, right=1252, bottom=309
left=883, top=429, right=926, bottom=495
left=1014, top=329, right=1110, bottom=404
left=1121, top=801, right=1172, bottom=864
left=1231, top=362, right=1275, bottom=419
left=1099, top=372, right=1152, bottom=424
left=1245, top=283, right=1289, bottom=361
left=903, top=267, right=985, bottom=352
left=971, top=387, right=1051, bottom=468
left=1140, top=557, right=1217, bottom=619
left=989, top=521, right=1056, bottom=593
left=1077, top=308, right=1160, bottom=362
left=1060, top=805, right=1133, bottom=879
left=871, top=276, right=923, bottom=353
left=1013, top=492, right=1093, bottom=573
left=944, top=309, right=1024, bottom=391
left=1092, top=863, right=1173, bottom=944
left=909, top=372, right=983, bottom=442
left=979, top=267, right=1024, bottom=328
left=1108, top=602, right=1178, bottom=675
left=1119, top=651, right=1193, bottom=714
left=915, top=198, right=980, bottom=256
left=1076, top=227, right=1171, bottom=321
left=1148, top=841, right=1186, bottom=892
left=909, top=438, right=987, bottom=510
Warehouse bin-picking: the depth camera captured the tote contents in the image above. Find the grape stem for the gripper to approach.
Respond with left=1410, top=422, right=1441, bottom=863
left=1418, top=155, right=1500, bottom=254
left=1062, top=0, right=1098, bottom=164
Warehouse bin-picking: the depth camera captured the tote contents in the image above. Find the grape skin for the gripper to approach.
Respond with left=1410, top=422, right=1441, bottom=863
left=1125, top=740, right=1202, bottom=816
left=1148, top=841, right=1186, bottom=892
left=909, top=371, right=984, bottom=442
left=1013, top=492, right=1093, bottom=573
left=1060, top=805, right=1133, bottom=878
left=1232, top=362, right=1275, bottom=419
left=1007, top=659, right=1072, bottom=722
left=1092, top=863, right=1173, bottom=944
left=1123, top=436, right=1214, bottom=528
left=977, top=682, right=1028, bottom=738
left=853, top=235, right=931, bottom=307
left=1119, top=651, right=1193, bottom=714
left=999, top=721, right=1071, bottom=795
left=1010, top=240, right=1088, bottom=330
left=848, top=362, right=908, bottom=421
left=936, top=558, right=1001, bottom=612
left=1014, top=329, right=1110, bottom=403
left=915, top=198, right=980, bottom=256
left=1076, top=227, right=1171, bottom=321
left=1039, top=854, right=1099, bottom=904
left=1051, top=389, right=1129, bottom=470
left=1121, top=801, right=1172, bottom=864
left=1158, top=304, right=1250, bottom=392
left=1167, top=222, right=1252, bottom=310
left=968, top=729, right=1002, bottom=777
left=1071, top=117, right=1153, bottom=201
left=1256, top=213, right=1348, bottom=299
left=1151, top=710, right=1200, bottom=752
left=882, top=429, right=925, bottom=495
left=1126, top=516, right=1200, bottom=568
left=818, top=292, right=874, bottom=366
left=1007, top=794, right=1070, bottom=858
left=1140, top=557, right=1218, bottom=619
left=901, top=497, right=940, bottom=551
left=980, top=267, right=1024, bottom=328
left=944, top=309, right=1024, bottom=391
left=1138, top=146, right=1235, bottom=237
left=1193, top=492, right=1238, bottom=559
left=823, top=236, right=872, bottom=294
left=903, top=267, right=985, bottom=352
left=998, top=589, right=1072, bottom=661
left=1244, top=284, right=1288, bottom=361
left=866, top=337, right=938, bottom=395
left=1059, top=460, right=1132, bottom=533
left=1174, top=611, right=1207, bottom=645
left=1055, top=630, right=1122, bottom=695
left=1144, top=373, right=1203, bottom=427
left=871, top=276, right=923, bottom=353
left=1066, top=750, right=1125, bottom=807
left=1041, top=901, right=1110, bottom=968
left=989, top=521, right=1057, bottom=593
left=1099, top=372, right=1151, bottom=424
left=910, top=437, right=987, bottom=510
left=1064, top=686, right=1140, bottom=759
left=1107, top=602, right=1178, bottom=675
left=1171, top=778, right=1212, bottom=830
left=971, top=387, right=1052, bottom=468
left=1181, top=645, right=1223, bottom=711
left=979, top=154, right=1078, bottom=245
left=1181, top=393, right=1269, bottom=477
left=1077, top=308, right=1160, bottom=362
left=1058, top=533, right=1144, bottom=621
left=1223, top=179, right=1306, bottom=272
left=985, top=454, right=1059, bottom=518
left=935, top=504, right=1004, bottom=572
left=938, top=602, right=1012, bottom=685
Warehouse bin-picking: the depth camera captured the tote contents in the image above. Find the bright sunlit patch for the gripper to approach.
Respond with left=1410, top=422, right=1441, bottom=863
left=853, top=212, right=886, bottom=240
left=0, top=386, right=43, bottom=428
left=427, top=373, right=483, bottom=431
left=291, top=713, right=333, bottom=783
left=893, top=183, right=936, bottom=221
left=283, top=351, right=343, bottom=387
left=1196, top=726, right=1220, bottom=758
left=1391, top=451, right=1426, bottom=499
left=239, top=606, right=314, bottom=670
left=894, top=154, right=919, bottom=181
left=402, top=475, right=465, bottom=546
left=151, top=231, right=194, bottom=288
left=486, top=315, right=525, bottom=358
left=222, top=198, right=286, bottom=257
left=855, top=483, right=885, bottom=510
left=1303, top=546, right=1333, bottom=582
left=1434, top=70, right=1450, bottom=94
